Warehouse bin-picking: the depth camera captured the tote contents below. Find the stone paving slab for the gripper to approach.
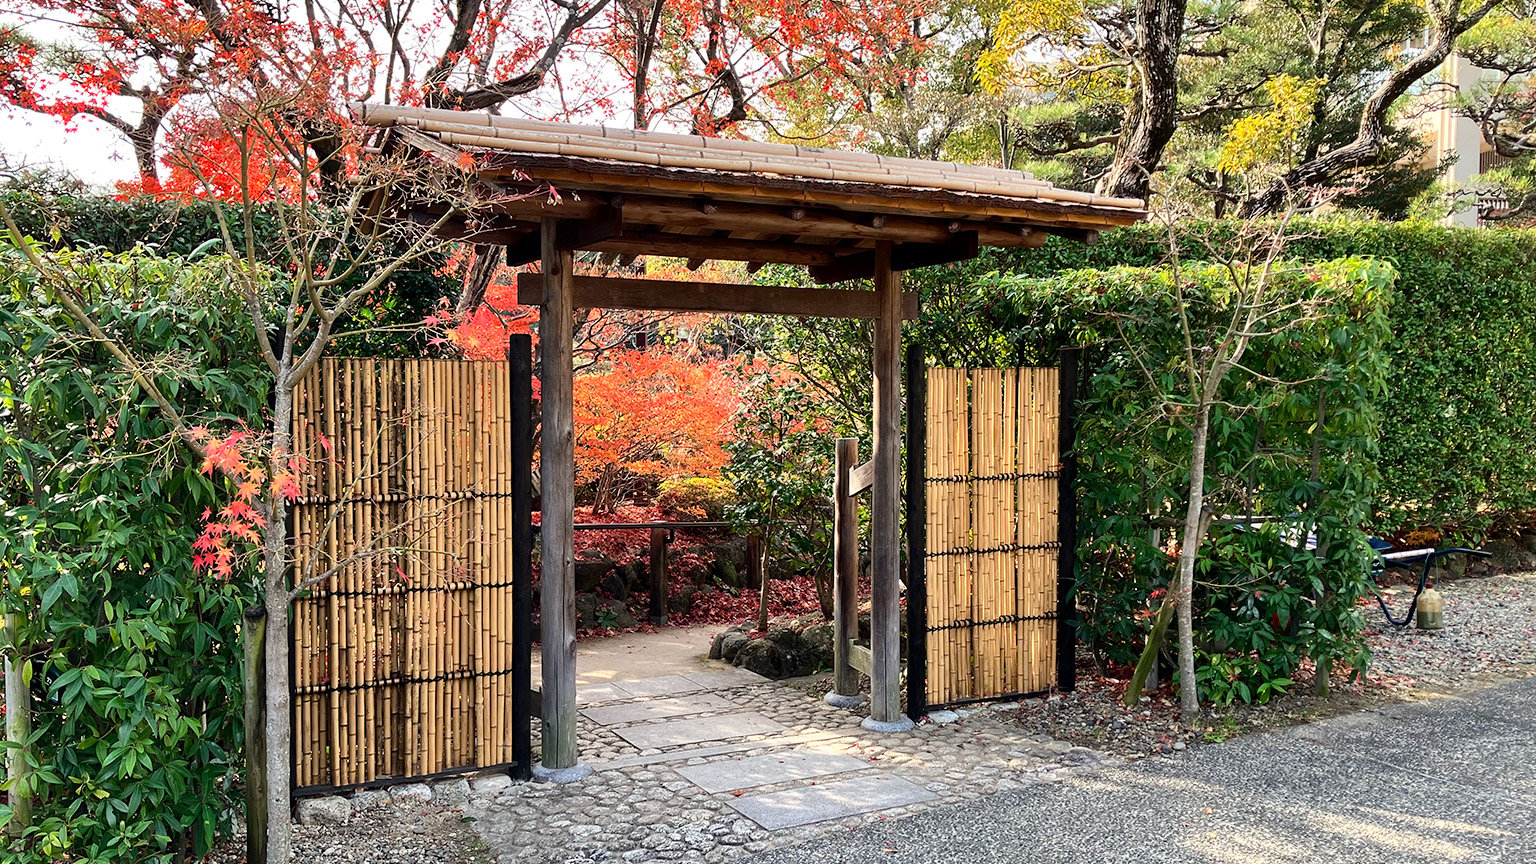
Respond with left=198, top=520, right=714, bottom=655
left=614, top=674, right=706, bottom=698
left=684, top=669, right=771, bottom=689
left=574, top=683, right=628, bottom=705
left=616, top=711, right=787, bottom=750
left=581, top=693, right=736, bottom=726
left=727, top=774, right=937, bottom=830
left=677, top=750, right=873, bottom=793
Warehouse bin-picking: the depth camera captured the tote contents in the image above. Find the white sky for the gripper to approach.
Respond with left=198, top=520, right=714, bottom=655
left=1, top=106, right=136, bottom=187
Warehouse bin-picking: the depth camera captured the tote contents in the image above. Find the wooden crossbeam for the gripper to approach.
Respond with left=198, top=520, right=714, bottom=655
left=848, top=459, right=875, bottom=496
left=515, top=273, right=920, bottom=319
left=809, top=232, right=981, bottom=284
left=849, top=643, right=874, bottom=677
left=587, top=231, right=846, bottom=266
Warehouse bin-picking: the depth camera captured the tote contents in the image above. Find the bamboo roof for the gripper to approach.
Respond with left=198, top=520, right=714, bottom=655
left=354, top=103, right=1147, bottom=283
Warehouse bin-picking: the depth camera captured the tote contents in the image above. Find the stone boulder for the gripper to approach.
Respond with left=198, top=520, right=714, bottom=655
left=297, top=796, right=351, bottom=826
left=574, top=554, right=615, bottom=592
left=735, top=627, right=825, bottom=679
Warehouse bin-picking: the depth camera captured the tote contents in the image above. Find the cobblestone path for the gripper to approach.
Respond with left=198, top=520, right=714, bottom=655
left=463, top=668, right=1121, bottom=864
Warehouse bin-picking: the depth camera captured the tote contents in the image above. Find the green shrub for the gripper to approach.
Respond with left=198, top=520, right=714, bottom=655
left=984, top=256, right=1394, bottom=702
left=908, top=219, right=1536, bottom=541
left=0, top=248, right=262, bottom=862
left=0, top=188, right=456, bottom=358
left=657, top=477, right=738, bottom=520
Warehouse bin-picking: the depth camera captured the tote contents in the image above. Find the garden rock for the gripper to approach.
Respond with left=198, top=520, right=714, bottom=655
left=735, top=627, right=822, bottom=679
left=719, top=630, right=750, bottom=662
left=668, top=584, right=697, bottom=615
left=800, top=623, right=835, bottom=660
left=575, top=555, right=615, bottom=592
left=470, top=772, right=515, bottom=797
left=599, top=570, right=629, bottom=600
left=430, top=778, right=472, bottom=808
left=392, top=783, right=434, bottom=804
left=349, top=789, right=391, bottom=811
left=298, top=796, right=351, bottom=826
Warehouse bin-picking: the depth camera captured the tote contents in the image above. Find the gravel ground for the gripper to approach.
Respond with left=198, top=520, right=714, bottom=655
left=1001, top=571, right=1536, bottom=760
left=1368, top=571, right=1536, bottom=682
left=210, top=804, right=487, bottom=864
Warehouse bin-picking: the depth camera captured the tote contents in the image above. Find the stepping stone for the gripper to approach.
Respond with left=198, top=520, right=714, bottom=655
left=575, top=684, right=628, bottom=706
left=684, top=669, right=769, bottom=690
left=677, top=750, right=871, bottom=793
left=614, top=712, right=786, bottom=750
left=581, top=694, right=734, bottom=726
left=613, top=675, right=704, bottom=698
left=726, top=774, right=936, bottom=830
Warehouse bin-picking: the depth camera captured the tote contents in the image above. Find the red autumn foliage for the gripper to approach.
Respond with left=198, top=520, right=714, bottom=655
left=573, top=349, right=739, bottom=512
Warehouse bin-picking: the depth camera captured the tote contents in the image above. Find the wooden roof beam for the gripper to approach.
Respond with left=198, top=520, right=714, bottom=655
left=586, top=231, right=847, bottom=266
left=810, top=232, right=980, bottom=285
left=516, top=273, right=920, bottom=319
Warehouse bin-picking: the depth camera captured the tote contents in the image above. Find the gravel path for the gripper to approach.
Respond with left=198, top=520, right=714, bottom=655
left=1002, top=571, right=1536, bottom=760
left=1368, top=571, right=1536, bottom=683
left=211, top=805, right=486, bottom=864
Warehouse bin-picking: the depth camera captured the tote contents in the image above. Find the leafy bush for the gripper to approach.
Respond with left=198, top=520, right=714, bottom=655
left=0, top=248, right=261, bottom=862
left=907, top=219, right=1536, bottom=541
left=983, top=256, right=1394, bottom=702
left=725, top=366, right=837, bottom=614
left=657, top=477, right=738, bottom=521
left=0, top=188, right=454, bottom=357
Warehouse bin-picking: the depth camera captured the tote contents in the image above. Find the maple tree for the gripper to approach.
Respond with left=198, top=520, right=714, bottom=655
left=591, top=0, right=932, bottom=134
left=573, top=349, right=739, bottom=513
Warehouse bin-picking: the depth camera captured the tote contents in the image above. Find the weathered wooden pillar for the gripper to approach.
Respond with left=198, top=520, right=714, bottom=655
left=534, top=218, right=589, bottom=781
left=866, top=242, right=914, bottom=731
left=648, top=527, right=669, bottom=626
left=825, top=437, right=863, bottom=708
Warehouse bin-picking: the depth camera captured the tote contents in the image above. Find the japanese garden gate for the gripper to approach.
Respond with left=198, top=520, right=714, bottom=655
left=284, top=102, right=1139, bottom=791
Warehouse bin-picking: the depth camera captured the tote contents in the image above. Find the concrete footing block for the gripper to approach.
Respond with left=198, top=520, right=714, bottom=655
left=860, top=715, right=916, bottom=734
left=532, top=761, right=593, bottom=784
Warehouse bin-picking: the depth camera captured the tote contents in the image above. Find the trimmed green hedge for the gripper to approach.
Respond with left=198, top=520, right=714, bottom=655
left=986, top=257, right=1393, bottom=700
left=910, top=220, right=1536, bottom=540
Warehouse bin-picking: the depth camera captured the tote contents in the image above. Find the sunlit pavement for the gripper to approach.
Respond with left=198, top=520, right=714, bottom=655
left=745, top=675, right=1536, bottom=864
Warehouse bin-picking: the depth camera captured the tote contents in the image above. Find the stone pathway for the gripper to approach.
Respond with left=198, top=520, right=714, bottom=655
left=463, top=668, right=1122, bottom=864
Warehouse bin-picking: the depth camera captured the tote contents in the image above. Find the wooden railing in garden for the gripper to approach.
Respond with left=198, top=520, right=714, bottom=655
left=288, top=354, right=532, bottom=794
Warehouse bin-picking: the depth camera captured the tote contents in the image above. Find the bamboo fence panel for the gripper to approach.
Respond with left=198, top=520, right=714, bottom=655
left=290, top=358, right=520, bottom=792
left=924, top=366, right=1059, bottom=705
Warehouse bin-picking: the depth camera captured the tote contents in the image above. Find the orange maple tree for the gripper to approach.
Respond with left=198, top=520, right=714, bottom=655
left=573, top=349, right=739, bottom=513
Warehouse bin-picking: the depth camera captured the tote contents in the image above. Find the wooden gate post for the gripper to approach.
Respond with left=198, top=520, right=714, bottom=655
left=825, top=438, right=863, bottom=708
left=534, top=219, right=589, bottom=782
left=865, top=242, right=914, bottom=732
left=1056, top=348, right=1080, bottom=692
left=904, top=344, right=928, bottom=720
left=649, top=528, right=669, bottom=626
left=509, top=334, right=535, bottom=781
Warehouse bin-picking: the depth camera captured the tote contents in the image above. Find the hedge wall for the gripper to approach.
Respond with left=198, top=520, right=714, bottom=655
left=982, top=257, right=1393, bottom=701
left=0, top=190, right=456, bottom=358
left=909, top=220, right=1536, bottom=541
left=1, top=250, right=262, bottom=862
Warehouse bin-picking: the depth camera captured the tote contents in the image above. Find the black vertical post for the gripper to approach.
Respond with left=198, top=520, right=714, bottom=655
left=509, top=333, right=535, bottom=780
left=904, top=342, right=928, bottom=719
left=1056, top=347, right=1080, bottom=693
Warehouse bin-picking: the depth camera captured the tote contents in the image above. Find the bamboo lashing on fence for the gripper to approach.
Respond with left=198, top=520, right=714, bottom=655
left=923, top=367, right=1060, bottom=705
left=291, top=358, right=519, bottom=792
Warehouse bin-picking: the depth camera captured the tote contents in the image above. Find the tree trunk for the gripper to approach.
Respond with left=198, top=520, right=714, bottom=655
left=262, top=382, right=295, bottom=863
left=3, top=611, right=31, bottom=837
left=1237, top=0, right=1500, bottom=217
left=1124, top=593, right=1174, bottom=707
left=1094, top=0, right=1189, bottom=201
left=1173, top=406, right=1210, bottom=721
left=243, top=606, right=269, bottom=864
left=754, top=532, right=770, bottom=633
